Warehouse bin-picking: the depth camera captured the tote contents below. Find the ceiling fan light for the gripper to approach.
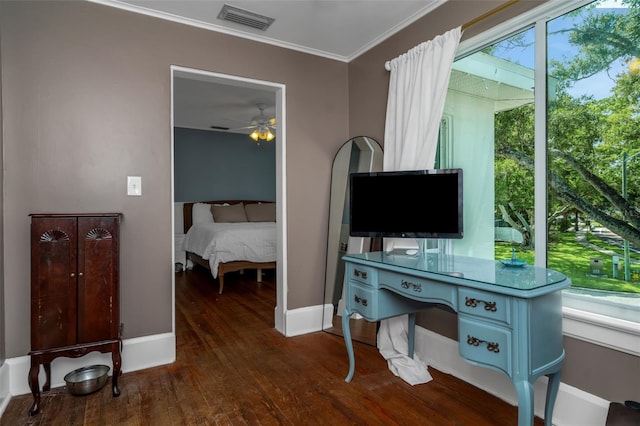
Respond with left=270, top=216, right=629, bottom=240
left=247, top=104, right=276, bottom=144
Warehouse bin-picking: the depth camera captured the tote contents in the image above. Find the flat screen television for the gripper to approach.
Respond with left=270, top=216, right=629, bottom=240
left=349, top=168, right=463, bottom=239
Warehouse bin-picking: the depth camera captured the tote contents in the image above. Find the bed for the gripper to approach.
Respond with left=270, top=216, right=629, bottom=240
left=182, top=200, right=277, bottom=294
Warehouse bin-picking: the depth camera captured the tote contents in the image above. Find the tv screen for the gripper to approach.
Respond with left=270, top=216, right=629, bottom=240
left=349, top=168, right=463, bottom=239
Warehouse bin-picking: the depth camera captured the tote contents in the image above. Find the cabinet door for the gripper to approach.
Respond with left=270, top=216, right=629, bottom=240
left=31, top=217, right=78, bottom=350
left=77, top=216, right=119, bottom=343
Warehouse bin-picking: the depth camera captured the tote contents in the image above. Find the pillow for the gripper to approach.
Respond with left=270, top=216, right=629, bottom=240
left=209, top=203, right=229, bottom=218
left=211, top=203, right=248, bottom=223
left=245, top=203, right=276, bottom=222
left=192, top=202, right=214, bottom=224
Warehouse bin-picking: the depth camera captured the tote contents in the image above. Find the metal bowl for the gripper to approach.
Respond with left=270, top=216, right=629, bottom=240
left=64, top=365, right=110, bottom=396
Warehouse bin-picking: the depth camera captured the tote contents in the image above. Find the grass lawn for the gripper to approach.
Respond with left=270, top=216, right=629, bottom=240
left=496, top=232, right=640, bottom=294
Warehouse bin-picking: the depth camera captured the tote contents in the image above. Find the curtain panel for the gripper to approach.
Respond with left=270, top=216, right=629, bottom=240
left=378, top=26, right=462, bottom=385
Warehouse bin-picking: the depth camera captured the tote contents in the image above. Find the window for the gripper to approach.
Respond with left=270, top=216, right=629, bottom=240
left=444, top=0, right=639, bottom=351
left=546, top=1, right=639, bottom=323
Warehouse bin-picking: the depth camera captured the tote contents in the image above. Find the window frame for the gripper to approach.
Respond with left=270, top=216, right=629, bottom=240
left=456, top=0, right=639, bottom=356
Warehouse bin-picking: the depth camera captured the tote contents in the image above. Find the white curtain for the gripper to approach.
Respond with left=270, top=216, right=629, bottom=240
left=378, top=26, right=462, bottom=385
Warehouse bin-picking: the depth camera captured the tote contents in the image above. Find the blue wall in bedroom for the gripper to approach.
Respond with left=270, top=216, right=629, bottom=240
left=174, top=127, right=276, bottom=202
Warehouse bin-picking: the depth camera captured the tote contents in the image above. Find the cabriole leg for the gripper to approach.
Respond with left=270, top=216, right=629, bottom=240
left=515, top=379, right=535, bottom=426
left=42, top=363, right=51, bottom=391
left=111, top=344, right=122, bottom=397
left=28, top=361, right=40, bottom=416
left=342, top=309, right=355, bottom=382
left=544, top=370, right=562, bottom=426
left=407, top=313, right=416, bottom=358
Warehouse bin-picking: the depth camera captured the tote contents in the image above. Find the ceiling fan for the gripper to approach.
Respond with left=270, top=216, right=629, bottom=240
left=233, top=103, right=276, bottom=144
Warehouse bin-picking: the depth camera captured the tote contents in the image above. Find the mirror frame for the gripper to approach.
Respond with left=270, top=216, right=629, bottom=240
left=322, top=136, right=383, bottom=344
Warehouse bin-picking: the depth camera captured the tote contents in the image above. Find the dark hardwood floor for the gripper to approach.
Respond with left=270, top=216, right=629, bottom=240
left=2, top=266, right=543, bottom=425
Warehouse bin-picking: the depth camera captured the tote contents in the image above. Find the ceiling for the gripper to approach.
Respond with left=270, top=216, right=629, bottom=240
left=92, top=0, right=447, bottom=134
left=94, top=0, right=446, bottom=61
left=172, top=76, right=279, bottom=134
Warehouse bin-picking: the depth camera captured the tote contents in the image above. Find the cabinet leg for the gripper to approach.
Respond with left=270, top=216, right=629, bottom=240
left=42, top=363, right=51, bottom=392
left=407, top=313, right=416, bottom=359
left=515, top=379, right=535, bottom=426
left=544, top=370, right=562, bottom=426
left=28, top=363, right=40, bottom=416
left=342, top=309, right=355, bottom=383
left=111, top=347, right=122, bottom=397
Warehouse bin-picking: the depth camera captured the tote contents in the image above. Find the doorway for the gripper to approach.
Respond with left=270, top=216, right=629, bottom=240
left=170, top=66, right=287, bottom=335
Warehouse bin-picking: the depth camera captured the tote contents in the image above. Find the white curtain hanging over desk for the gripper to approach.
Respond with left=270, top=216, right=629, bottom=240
left=378, top=26, right=461, bottom=386
left=383, top=26, right=461, bottom=171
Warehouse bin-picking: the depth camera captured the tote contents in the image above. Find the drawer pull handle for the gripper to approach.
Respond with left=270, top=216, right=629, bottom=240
left=400, top=280, right=422, bottom=293
left=354, top=295, right=368, bottom=307
left=465, top=297, right=497, bottom=312
left=354, top=269, right=368, bottom=280
left=467, top=335, right=500, bottom=353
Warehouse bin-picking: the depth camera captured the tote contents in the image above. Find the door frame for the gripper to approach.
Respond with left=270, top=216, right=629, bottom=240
left=170, top=65, right=287, bottom=334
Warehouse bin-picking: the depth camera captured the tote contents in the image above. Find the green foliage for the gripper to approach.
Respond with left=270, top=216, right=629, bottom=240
left=557, top=216, right=572, bottom=232
left=494, top=0, right=640, bottom=258
left=549, top=0, right=640, bottom=87
left=494, top=104, right=535, bottom=231
left=548, top=93, right=610, bottom=210
left=597, top=71, right=640, bottom=203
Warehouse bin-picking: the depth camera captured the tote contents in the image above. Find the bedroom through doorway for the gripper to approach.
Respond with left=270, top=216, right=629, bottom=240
left=171, top=66, right=287, bottom=336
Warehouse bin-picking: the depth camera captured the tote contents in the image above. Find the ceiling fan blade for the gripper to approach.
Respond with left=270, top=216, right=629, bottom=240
left=228, top=125, right=257, bottom=131
left=220, top=104, right=276, bottom=133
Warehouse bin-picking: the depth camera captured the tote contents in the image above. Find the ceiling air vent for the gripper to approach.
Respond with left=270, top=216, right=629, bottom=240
left=217, top=4, right=275, bottom=31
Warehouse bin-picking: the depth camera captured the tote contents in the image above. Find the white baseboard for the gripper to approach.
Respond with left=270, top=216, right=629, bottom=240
left=4, top=332, right=176, bottom=398
left=323, top=303, right=336, bottom=329
left=284, top=304, right=325, bottom=336
left=0, top=362, right=10, bottom=418
left=285, top=303, right=358, bottom=336
left=414, top=327, right=610, bottom=426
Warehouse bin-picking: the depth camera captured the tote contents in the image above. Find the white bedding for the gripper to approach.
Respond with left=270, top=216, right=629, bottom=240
left=182, top=222, right=276, bottom=278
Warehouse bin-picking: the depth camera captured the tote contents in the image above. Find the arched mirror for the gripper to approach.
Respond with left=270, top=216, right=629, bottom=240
left=323, top=136, right=383, bottom=345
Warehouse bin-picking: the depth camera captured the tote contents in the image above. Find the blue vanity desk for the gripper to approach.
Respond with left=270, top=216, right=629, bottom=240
left=342, top=251, right=571, bottom=426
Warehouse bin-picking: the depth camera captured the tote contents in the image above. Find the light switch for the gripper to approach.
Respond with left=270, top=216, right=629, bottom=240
left=127, top=176, right=142, bottom=196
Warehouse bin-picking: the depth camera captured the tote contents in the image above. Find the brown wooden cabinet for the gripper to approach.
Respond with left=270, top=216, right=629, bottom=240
left=28, top=213, right=122, bottom=415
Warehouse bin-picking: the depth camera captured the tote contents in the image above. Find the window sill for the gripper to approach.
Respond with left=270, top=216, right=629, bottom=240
left=562, top=306, right=640, bottom=356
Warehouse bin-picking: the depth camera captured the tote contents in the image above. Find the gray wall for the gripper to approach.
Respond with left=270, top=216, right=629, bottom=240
left=348, top=0, right=639, bottom=403
left=1, top=0, right=349, bottom=357
left=174, top=128, right=276, bottom=202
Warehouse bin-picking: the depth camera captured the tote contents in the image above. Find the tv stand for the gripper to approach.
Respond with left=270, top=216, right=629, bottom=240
left=341, top=251, right=571, bottom=426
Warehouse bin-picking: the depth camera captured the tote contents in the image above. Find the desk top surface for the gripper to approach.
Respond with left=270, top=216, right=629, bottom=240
left=344, top=251, right=571, bottom=294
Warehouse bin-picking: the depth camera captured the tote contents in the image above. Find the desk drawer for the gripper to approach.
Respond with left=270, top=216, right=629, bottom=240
left=459, top=317, right=511, bottom=376
left=347, top=264, right=376, bottom=286
left=348, top=281, right=375, bottom=319
left=347, top=281, right=428, bottom=321
left=378, top=271, right=456, bottom=306
left=458, top=288, right=511, bottom=326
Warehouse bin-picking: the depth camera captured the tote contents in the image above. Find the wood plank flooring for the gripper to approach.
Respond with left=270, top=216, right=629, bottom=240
left=1, top=266, right=543, bottom=425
